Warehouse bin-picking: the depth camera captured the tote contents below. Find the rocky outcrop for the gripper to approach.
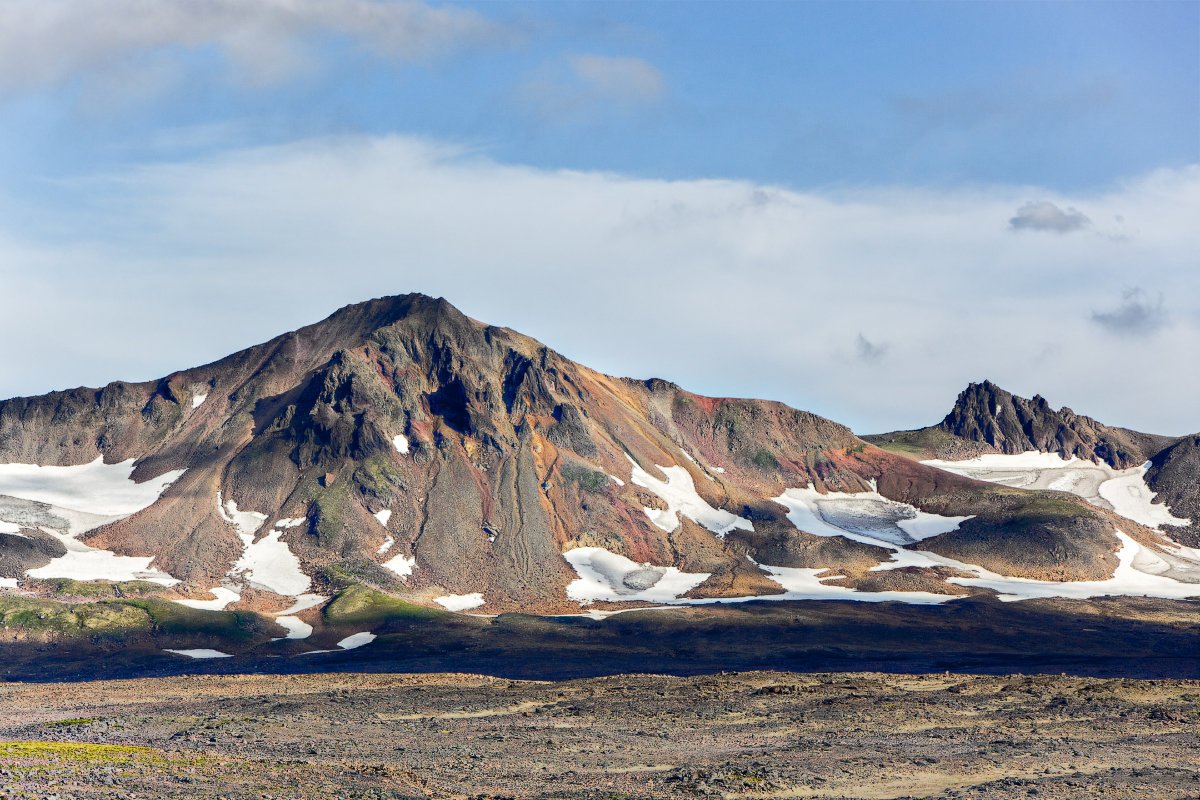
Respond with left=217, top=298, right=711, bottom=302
left=938, top=381, right=1171, bottom=468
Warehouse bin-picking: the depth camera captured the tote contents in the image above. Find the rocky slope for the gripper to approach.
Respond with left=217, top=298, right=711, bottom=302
left=0, top=295, right=1195, bottom=634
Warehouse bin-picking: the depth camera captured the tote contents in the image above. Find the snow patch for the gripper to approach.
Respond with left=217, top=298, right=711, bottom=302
left=713, top=466, right=726, bottom=474
left=609, top=474, right=625, bottom=487
left=434, top=593, right=485, bottom=611
left=191, top=393, right=208, bottom=409
left=218, top=494, right=310, bottom=596
left=230, top=529, right=311, bottom=596
left=382, top=554, right=416, bottom=578
left=377, top=535, right=395, bottom=554
left=563, top=547, right=711, bottom=605
left=921, top=452, right=1190, bottom=529
left=26, top=528, right=178, bottom=585
left=0, top=521, right=21, bottom=534
left=949, top=531, right=1200, bottom=602
left=0, top=578, right=17, bottom=588
left=273, top=594, right=327, bottom=615
left=163, top=648, right=231, bottom=659
left=174, top=587, right=240, bottom=611
left=338, top=631, right=376, bottom=650
left=771, top=483, right=972, bottom=547
left=217, top=493, right=267, bottom=538
left=273, top=615, right=313, bottom=640
left=0, top=458, right=184, bottom=517
left=757, top=563, right=954, bottom=605
left=373, top=509, right=392, bottom=527
left=274, top=517, right=306, bottom=529
left=392, top=434, right=409, bottom=454
left=627, top=456, right=753, bottom=537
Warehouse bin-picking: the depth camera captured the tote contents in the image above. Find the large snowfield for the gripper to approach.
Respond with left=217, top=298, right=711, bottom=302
left=0, top=458, right=185, bottom=585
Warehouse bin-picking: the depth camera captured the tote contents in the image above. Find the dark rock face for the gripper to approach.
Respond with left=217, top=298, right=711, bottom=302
left=1146, top=436, right=1200, bottom=546
left=938, top=381, right=1170, bottom=469
left=0, top=531, right=66, bottom=579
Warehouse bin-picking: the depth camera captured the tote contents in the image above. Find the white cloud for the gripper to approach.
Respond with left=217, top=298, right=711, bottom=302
left=0, top=139, right=1197, bottom=438
left=0, top=0, right=504, bottom=93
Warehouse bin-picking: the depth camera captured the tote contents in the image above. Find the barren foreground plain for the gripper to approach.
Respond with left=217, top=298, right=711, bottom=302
left=2, top=668, right=1199, bottom=800
left=1, top=597, right=1198, bottom=800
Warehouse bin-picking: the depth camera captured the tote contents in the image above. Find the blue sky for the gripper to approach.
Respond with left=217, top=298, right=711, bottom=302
left=0, top=0, right=1197, bottom=434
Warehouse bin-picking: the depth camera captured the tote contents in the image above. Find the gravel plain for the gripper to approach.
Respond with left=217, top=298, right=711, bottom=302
left=2, top=669, right=1198, bottom=799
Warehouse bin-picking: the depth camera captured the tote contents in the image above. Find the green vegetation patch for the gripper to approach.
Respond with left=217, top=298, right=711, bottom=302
left=117, top=598, right=268, bottom=642
left=561, top=462, right=609, bottom=493
left=0, top=740, right=150, bottom=762
left=43, top=718, right=96, bottom=728
left=353, top=452, right=406, bottom=502
left=34, top=578, right=165, bottom=599
left=0, top=596, right=152, bottom=636
left=751, top=448, right=779, bottom=470
left=325, top=585, right=447, bottom=626
left=862, top=427, right=962, bottom=458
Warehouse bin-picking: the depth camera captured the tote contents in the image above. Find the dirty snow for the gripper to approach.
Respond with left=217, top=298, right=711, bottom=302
left=949, top=531, right=1200, bottom=602
left=627, top=456, right=753, bottom=537
left=174, top=587, right=240, bottom=611
left=163, top=648, right=231, bottom=659
left=0, top=458, right=184, bottom=517
left=921, top=452, right=1190, bottom=529
left=771, top=483, right=971, bottom=547
left=755, top=563, right=954, bottom=605
left=191, top=393, right=208, bottom=409
left=563, top=547, right=711, bottom=605
left=273, top=615, right=313, bottom=640
left=767, top=479, right=1200, bottom=603
left=373, top=509, right=392, bottom=527
left=338, top=631, right=376, bottom=650
left=382, top=554, right=415, bottom=578
left=434, top=593, right=485, bottom=611
left=393, top=434, right=409, bottom=454
left=273, top=594, right=327, bottom=615
left=713, top=467, right=726, bottom=474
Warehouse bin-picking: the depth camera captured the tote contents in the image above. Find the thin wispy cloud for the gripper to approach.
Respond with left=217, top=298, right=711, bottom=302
left=517, top=53, right=665, bottom=122
left=1091, top=288, right=1167, bottom=336
left=568, top=54, right=664, bottom=105
left=0, top=0, right=505, bottom=93
left=855, top=334, right=888, bottom=363
left=1009, top=201, right=1091, bottom=233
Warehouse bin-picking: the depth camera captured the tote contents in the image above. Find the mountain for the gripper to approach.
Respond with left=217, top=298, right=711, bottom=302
left=864, top=380, right=1198, bottom=545
left=0, top=296, right=1197, bottom=664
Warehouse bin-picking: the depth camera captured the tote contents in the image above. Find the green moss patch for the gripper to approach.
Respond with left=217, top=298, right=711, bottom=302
left=324, top=585, right=447, bottom=626
left=561, top=462, right=609, bottom=493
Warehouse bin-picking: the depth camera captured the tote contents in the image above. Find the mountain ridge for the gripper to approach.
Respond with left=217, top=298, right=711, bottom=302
left=0, top=295, right=1195, bottom=637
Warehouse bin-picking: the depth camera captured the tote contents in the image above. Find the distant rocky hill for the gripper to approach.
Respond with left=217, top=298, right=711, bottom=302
left=0, top=295, right=1196, bottom=658
left=866, top=380, right=1197, bottom=544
